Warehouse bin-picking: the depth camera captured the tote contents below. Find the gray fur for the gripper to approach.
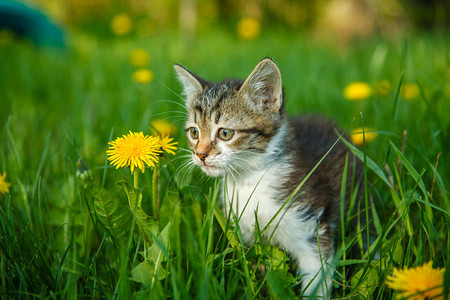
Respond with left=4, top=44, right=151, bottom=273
left=175, top=58, right=362, bottom=298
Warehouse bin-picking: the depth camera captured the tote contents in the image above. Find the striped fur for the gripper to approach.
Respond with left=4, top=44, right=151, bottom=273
left=175, top=58, right=362, bottom=298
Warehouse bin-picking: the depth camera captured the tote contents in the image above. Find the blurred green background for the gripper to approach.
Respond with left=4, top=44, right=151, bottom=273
left=1, top=0, right=448, bottom=179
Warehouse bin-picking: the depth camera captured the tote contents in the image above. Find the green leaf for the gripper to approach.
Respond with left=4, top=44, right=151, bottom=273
left=350, top=264, right=379, bottom=298
left=147, top=221, right=172, bottom=263
left=132, top=223, right=172, bottom=287
left=93, top=186, right=132, bottom=249
left=131, top=261, right=154, bottom=287
left=136, top=222, right=172, bottom=283
left=266, top=269, right=296, bottom=300
left=119, top=181, right=158, bottom=244
left=131, top=260, right=168, bottom=285
left=268, top=245, right=289, bottom=271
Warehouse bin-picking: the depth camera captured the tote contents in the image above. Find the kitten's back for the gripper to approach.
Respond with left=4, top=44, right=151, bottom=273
left=284, top=115, right=362, bottom=225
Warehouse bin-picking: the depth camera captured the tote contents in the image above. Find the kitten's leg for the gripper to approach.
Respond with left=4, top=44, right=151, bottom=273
left=296, top=244, right=333, bottom=299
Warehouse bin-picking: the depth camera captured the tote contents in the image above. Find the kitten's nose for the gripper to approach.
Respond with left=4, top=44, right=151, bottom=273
left=196, top=153, right=208, bottom=162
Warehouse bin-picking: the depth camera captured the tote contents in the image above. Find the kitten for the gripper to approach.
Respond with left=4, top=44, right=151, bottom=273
left=175, top=58, right=362, bottom=298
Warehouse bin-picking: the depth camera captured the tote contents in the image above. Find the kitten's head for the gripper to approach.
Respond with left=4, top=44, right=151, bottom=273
left=175, top=58, right=286, bottom=178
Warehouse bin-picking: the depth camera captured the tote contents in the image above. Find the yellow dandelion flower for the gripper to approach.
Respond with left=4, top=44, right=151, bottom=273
left=107, top=131, right=162, bottom=174
left=386, top=262, right=445, bottom=300
left=350, top=127, right=378, bottom=146
left=160, top=135, right=178, bottom=155
left=237, top=17, right=260, bottom=40
left=130, top=49, right=150, bottom=67
left=375, top=80, right=391, bottom=96
left=111, top=13, right=133, bottom=35
left=343, top=82, right=372, bottom=101
left=401, top=83, right=420, bottom=100
left=132, top=69, right=154, bottom=84
left=151, top=120, right=177, bottom=136
left=0, top=172, right=11, bottom=195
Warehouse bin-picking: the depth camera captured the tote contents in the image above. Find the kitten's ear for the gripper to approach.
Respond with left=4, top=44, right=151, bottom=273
left=240, top=58, right=283, bottom=114
left=174, top=64, right=208, bottom=101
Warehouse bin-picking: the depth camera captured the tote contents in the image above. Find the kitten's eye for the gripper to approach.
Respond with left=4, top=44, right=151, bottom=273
left=189, top=127, right=199, bottom=139
left=218, top=128, right=235, bottom=141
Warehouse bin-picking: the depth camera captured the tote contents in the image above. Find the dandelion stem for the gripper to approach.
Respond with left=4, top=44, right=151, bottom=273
left=152, top=165, right=160, bottom=222
left=133, top=171, right=139, bottom=190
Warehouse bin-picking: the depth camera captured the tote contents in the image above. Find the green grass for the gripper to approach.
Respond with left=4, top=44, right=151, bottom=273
left=0, top=29, right=449, bottom=299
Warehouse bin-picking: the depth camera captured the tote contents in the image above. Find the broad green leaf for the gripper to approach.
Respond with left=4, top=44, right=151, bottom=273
left=131, top=261, right=154, bottom=287
left=148, top=221, right=172, bottom=262
left=131, top=260, right=168, bottom=285
left=93, top=186, right=132, bottom=249
left=140, top=222, right=172, bottom=283
left=350, top=264, right=379, bottom=298
left=266, top=269, right=296, bottom=300
left=269, top=245, right=289, bottom=270
left=119, top=181, right=158, bottom=244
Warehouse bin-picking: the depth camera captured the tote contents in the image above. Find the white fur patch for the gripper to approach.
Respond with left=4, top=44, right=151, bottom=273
left=221, top=123, right=333, bottom=298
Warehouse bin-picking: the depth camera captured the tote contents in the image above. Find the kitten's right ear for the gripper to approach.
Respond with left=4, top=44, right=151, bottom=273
left=174, top=64, right=207, bottom=101
left=240, top=58, right=283, bottom=114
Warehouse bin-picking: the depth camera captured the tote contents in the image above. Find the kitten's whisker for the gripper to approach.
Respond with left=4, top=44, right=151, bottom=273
left=156, top=118, right=186, bottom=126
left=154, top=77, right=186, bottom=102
left=229, top=157, right=254, bottom=177
left=164, top=154, right=191, bottom=165
left=177, top=148, right=193, bottom=154
left=151, top=116, right=186, bottom=125
left=151, top=110, right=188, bottom=117
left=225, top=163, right=244, bottom=183
left=175, top=159, right=197, bottom=183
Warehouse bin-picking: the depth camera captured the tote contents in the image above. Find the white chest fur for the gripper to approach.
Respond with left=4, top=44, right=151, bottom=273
left=221, top=160, right=331, bottom=298
left=223, top=164, right=287, bottom=244
left=222, top=160, right=320, bottom=249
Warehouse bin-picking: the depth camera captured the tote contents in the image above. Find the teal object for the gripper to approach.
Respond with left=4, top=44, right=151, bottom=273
left=0, top=0, right=65, bottom=47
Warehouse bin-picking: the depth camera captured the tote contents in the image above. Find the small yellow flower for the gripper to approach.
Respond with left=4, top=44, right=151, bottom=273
left=401, top=83, right=420, bottom=100
left=159, top=135, right=178, bottom=155
left=111, top=14, right=133, bottom=35
left=107, top=131, right=162, bottom=173
left=237, top=17, right=260, bottom=40
left=375, top=80, right=391, bottom=96
left=130, top=49, right=150, bottom=67
left=386, top=262, right=445, bottom=300
left=351, top=128, right=378, bottom=146
left=132, top=69, right=154, bottom=84
left=343, top=82, right=372, bottom=101
left=151, top=120, right=177, bottom=136
left=0, top=172, right=11, bottom=195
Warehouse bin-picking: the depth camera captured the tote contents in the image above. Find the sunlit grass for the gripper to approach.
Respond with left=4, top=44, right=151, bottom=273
left=0, top=29, right=448, bottom=299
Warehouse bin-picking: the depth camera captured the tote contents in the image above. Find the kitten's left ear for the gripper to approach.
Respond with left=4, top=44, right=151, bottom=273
left=240, top=58, right=283, bottom=114
left=174, top=64, right=208, bottom=103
